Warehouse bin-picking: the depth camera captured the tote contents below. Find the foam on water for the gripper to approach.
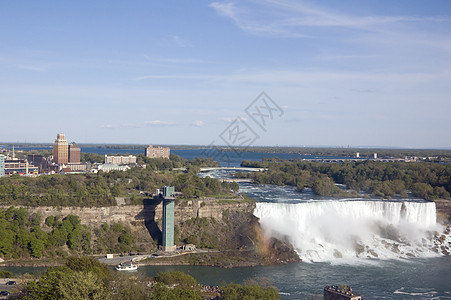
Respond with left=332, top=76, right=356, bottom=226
left=254, top=200, right=449, bottom=262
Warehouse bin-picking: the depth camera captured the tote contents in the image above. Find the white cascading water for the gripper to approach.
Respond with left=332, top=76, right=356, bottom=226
left=254, top=200, right=447, bottom=262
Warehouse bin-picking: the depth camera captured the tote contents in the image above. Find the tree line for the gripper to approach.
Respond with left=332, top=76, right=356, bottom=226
left=239, top=159, right=451, bottom=199
left=0, top=155, right=236, bottom=207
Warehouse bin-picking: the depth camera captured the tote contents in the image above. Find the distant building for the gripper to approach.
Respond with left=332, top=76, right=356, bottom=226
left=60, top=167, right=74, bottom=174
left=145, top=145, right=170, bottom=159
left=182, top=244, right=196, bottom=251
left=97, top=164, right=130, bottom=173
left=160, top=186, right=176, bottom=252
left=104, top=155, right=136, bottom=165
left=0, top=155, right=5, bottom=177
left=69, top=142, right=81, bottom=163
left=52, top=134, right=82, bottom=166
left=27, top=154, right=48, bottom=173
left=374, top=153, right=378, bottom=159
left=4, top=159, right=38, bottom=175
left=324, top=285, right=361, bottom=300
left=53, top=134, right=69, bottom=164
left=356, top=152, right=360, bottom=158
left=62, top=163, right=88, bottom=172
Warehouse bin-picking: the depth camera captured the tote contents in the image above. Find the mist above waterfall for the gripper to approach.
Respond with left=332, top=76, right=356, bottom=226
left=254, top=200, right=448, bottom=262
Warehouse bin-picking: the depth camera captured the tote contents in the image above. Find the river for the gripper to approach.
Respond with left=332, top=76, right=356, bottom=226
left=2, top=254, right=450, bottom=298
left=13, top=146, right=363, bottom=167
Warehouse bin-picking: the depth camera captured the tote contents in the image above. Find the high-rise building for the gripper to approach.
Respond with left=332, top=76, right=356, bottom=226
left=69, top=142, right=81, bottom=163
left=0, top=155, right=5, bottom=177
left=145, top=145, right=170, bottom=159
left=53, top=134, right=69, bottom=164
left=161, top=186, right=176, bottom=252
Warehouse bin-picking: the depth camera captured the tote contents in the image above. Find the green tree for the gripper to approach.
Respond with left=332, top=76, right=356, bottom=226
left=412, top=182, right=434, bottom=200
left=119, top=233, right=132, bottom=246
left=220, top=282, right=281, bottom=300
left=0, top=229, right=14, bottom=255
left=150, top=283, right=201, bottom=300
left=57, top=271, right=111, bottom=300
left=0, top=270, right=13, bottom=278
left=156, top=271, right=198, bottom=289
left=30, top=212, right=43, bottom=226
left=45, top=216, right=56, bottom=227
left=29, top=236, right=45, bottom=258
left=68, top=228, right=83, bottom=250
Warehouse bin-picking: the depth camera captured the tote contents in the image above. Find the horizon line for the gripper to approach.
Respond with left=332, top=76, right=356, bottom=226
left=1, top=142, right=450, bottom=151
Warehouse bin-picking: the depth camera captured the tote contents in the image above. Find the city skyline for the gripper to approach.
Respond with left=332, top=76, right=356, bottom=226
left=1, top=1, right=450, bottom=148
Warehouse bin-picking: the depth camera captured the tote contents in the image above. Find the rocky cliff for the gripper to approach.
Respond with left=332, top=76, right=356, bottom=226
left=434, top=199, right=451, bottom=224
left=1, top=198, right=300, bottom=266
left=5, top=199, right=253, bottom=229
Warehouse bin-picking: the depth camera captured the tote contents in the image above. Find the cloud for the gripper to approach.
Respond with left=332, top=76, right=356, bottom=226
left=192, top=120, right=205, bottom=127
left=220, top=117, right=235, bottom=122
left=133, top=69, right=450, bottom=86
left=351, top=88, right=375, bottom=93
left=209, top=1, right=309, bottom=38
left=99, top=123, right=142, bottom=129
left=209, top=2, right=237, bottom=20
left=209, top=0, right=451, bottom=38
left=17, top=64, right=48, bottom=72
left=144, top=120, right=177, bottom=126
left=143, top=55, right=210, bottom=65
left=168, top=34, right=192, bottom=47
left=133, top=74, right=206, bottom=81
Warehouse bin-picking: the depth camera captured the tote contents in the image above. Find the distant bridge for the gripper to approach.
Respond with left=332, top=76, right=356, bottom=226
left=300, top=158, right=406, bottom=163
left=199, top=167, right=266, bottom=172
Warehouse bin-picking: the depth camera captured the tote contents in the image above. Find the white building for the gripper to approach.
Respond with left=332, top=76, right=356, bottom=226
left=96, top=164, right=131, bottom=173
left=104, top=155, right=136, bottom=165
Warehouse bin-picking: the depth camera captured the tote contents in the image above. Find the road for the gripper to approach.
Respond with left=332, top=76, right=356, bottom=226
left=0, top=278, right=22, bottom=299
left=96, top=254, right=143, bottom=265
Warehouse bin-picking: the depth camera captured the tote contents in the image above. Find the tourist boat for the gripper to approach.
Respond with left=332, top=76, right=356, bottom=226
left=115, top=262, right=138, bottom=271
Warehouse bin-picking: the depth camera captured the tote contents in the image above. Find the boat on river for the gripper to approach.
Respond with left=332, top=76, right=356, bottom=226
left=115, top=262, right=138, bottom=271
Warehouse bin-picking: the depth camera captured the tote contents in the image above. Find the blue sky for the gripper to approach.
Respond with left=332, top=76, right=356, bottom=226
left=1, top=0, right=450, bottom=148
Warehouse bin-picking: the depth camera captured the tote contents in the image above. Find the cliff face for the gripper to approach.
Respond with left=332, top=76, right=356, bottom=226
left=2, top=199, right=300, bottom=266
left=434, top=199, right=451, bottom=224
left=2, top=200, right=252, bottom=228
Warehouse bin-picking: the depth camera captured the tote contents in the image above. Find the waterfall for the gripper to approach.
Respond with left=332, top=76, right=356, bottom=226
left=254, top=200, right=446, bottom=262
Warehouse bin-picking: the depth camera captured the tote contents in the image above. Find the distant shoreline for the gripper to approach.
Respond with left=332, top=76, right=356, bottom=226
left=2, top=143, right=451, bottom=160
left=2, top=142, right=451, bottom=151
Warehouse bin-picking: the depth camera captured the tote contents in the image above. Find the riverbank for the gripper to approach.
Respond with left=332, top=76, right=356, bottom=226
left=0, top=258, right=66, bottom=268
left=1, top=246, right=300, bottom=268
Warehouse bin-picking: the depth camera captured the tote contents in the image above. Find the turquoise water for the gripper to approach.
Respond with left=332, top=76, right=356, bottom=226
left=0, top=266, right=47, bottom=277
left=4, top=258, right=449, bottom=299
left=135, top=257, right=451, bottom=299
